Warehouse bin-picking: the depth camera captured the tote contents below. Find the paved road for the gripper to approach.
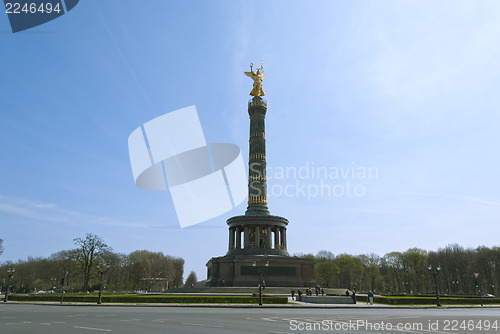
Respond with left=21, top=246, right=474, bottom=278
left=1, top=304, right=500, bottom=333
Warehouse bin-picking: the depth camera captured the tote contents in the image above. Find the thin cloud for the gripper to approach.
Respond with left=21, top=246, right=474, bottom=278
left=0, top=194, right=141, bottom=228
left=454, top=195, right=500, bottom=207
left=373, top=190, right=500, bottom=206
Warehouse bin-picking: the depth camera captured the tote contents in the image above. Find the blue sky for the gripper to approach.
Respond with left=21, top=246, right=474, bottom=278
left=1, top=0, right=500, bottom=280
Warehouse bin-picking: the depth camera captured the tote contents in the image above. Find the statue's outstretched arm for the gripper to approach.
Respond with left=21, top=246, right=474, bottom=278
left=244, top=72, right=256, bottom=79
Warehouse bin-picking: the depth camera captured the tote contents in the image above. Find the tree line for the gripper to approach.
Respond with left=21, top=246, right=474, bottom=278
left=2, top=236, right=498, bottom=295
left=0, top=234, right=187, bottom=293
left=301, top=244, right=499, bottom=295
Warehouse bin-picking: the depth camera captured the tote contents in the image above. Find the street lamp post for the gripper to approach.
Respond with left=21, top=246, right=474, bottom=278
left=4, top=267, right=15, bottom=303
left=51, top=277, right=57, bottom=293
left=97, top=262, right=110, bottom=304
left=252, top=260, right=269, bottom=306
left=60, top=270, right=69, bottom=303
left=452, top=280, right=459, bottom=295
left=428, top=264, right=441, bottom=307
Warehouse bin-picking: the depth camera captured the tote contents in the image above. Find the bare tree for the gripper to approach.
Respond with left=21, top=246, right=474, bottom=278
left=171, top=258, right=184, bottom=288
left=73, top=233, right=111, bottom=292
left=50, top=250, right=75, bottom=272
left=382, top=252, right=404, bottom=292
left=358, top=253, right=381, bottom=292
left=316, top=250, right=335, bottom=261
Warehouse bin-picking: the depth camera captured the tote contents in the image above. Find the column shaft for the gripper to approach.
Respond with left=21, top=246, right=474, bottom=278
left=282, top=228, right=287, bottom=249
left=236, top=226, right=241, bottom=249
left=244, top=226, right=249, bottom=248
left=274, top=227, right=279, bottom=249
left=279, top=227, right=284, bottom=248
left=266, top=226, right=271, bottom=249
left=245, top=98, right=270, bottom=216
left=229, top=227, right=235, bottom=250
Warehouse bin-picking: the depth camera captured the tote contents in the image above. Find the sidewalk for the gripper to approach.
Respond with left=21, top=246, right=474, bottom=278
left=288, top=297, right=500, bottom=309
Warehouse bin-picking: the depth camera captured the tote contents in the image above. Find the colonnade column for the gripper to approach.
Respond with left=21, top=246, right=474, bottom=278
left=282, top=228, right=287, bottom=249
left=266, top=226, right=271, bottom=249
left=229, top=227, right=235, bottom=250
left=244, top=226, right=249, bottom=248
left=274, top=227, right=279, bottom=249
left=235, top=226, right=241, bottom=249
left=279, top=227, right=285, bottom=249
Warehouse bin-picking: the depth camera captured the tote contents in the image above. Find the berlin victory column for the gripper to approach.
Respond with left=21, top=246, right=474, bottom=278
left=206, top=63, right=315, bottom=287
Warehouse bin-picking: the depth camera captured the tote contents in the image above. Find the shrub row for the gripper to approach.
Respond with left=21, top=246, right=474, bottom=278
left=356, top=295, right=500, bottom=305
left=7, top=294, right=287, bottom=304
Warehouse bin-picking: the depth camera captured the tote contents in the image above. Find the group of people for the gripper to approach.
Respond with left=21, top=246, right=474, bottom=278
left=291, top=287, right=375, bottom=305
left=345, top=289, right=356, bottom=303
left=346, top=289, right=374, bottom=304
left=291, top=286, right=324, bottom=301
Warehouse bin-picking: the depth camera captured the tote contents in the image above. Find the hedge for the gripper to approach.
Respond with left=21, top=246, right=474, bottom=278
left=356, top=295, right=500, bottom=305
left=7, top=294, right=287, bottom=304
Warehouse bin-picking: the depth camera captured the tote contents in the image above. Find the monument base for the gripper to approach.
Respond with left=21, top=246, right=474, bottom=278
left=206, top=254, right=315, bottom=287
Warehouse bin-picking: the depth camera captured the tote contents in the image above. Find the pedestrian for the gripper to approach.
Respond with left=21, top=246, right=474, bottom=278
left=345, top=290, right=350, bottom=296
left=368, top=290, right=374, bottom=305
left=291, top=289, right=295, bottom=300
left=298, top=289, right=302, bottom=301
left=321, top=288, right=324, bottom=296
left=351, top=290, right=356, bottom=303
left=315, top=286, right=319, bottom=296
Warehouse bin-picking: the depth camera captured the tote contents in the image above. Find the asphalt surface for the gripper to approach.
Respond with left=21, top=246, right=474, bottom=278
left=2, top=303, right=500, bottom=333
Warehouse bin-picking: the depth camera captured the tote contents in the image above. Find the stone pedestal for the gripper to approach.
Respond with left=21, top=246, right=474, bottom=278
left=206, top=254, right=315, bottom=287
left=206, top=213, right=315, bottom=287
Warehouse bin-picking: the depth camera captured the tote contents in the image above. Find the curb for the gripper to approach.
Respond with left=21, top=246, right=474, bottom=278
left=2, top=301, right=500, bottom=309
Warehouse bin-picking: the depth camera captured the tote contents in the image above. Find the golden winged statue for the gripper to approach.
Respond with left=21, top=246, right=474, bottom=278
left=244, top=61, right=266, bottom=96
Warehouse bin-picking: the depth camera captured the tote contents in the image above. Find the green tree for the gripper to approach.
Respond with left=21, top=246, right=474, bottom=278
left=184, top=271, right=198, bottom=288
left=294, top=253, right=316, bottom=260
left=333, top=254, right=364, bottom=290
left=315, top=261, right=339, bottom=288
left=402, top=248, right=428, bottom=294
